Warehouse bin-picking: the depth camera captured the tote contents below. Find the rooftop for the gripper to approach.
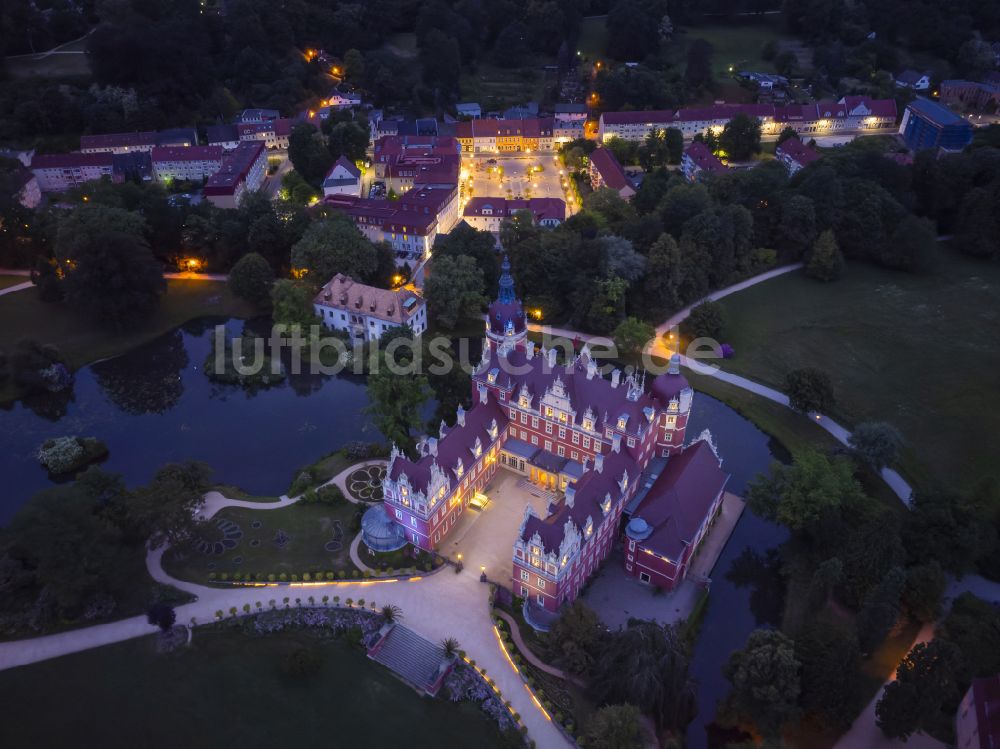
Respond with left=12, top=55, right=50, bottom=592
left=589, top=147, right=633, bottom=191
left=907, top=97, right=970, bottom=128
left=313, top=273, right=424, bottom=324
left=203, top=141, right=265, bottom=194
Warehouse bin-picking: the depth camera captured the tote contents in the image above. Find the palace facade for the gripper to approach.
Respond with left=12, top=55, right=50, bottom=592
left=382, top=259, right=728, bottom=621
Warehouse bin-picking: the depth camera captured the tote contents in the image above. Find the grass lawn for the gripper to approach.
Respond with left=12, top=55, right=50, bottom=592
left=712, top=250, right=1000, bottom=494
left=0, top=275, right=29, bottom=290
left=161, top=501, right=363, bottom=583
left=577, top=15, right=608, bottom=61
left=680, top=21, right=793, bottom=77
left=0, top=628, right=505, bottom=747
left=0, top=279, right=254, bottom=403
left=460, top=62, right=549, bottom=111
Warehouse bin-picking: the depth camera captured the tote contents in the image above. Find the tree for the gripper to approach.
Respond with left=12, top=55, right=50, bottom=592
left=591, top=620, right=695, bottom=731
left=883, top=214, right=936, bottom=271
left=122, top=461, right=211, bottom=548
left=228, top=252, right=274, bottom=307
left=147, top=602, right=176, bottom=632
left=940, top=592, right=1000, bottom=679
left=600, top=236, right=645, bottom=281
left=583, top=704, right=644, bottom=749
left=423, top=255, right=485, bottom=331
left=805, top=229, right=844, bottom=281
left=795, top=617, right=863, bottom=730
left=777, top=126, right=798, bottom=145
left=548, top=600, right=602, bottom=677
left=380, top=604, right=402, bottom=623
left=291, top=217, right=381, bottom=286
left=665, top=128, right=684, bottom=165
left=327, top=121, right=369, bottom=163
left=856, top=566, right=906, bottom=653
left=642, top=233, right=685, bottom=316
left=282, top=170, right=319, bottom=206
left=61, top=230, right=165, bottom=329
left=581, top=275, right=628, bottom=333
left=682, top=300, right=724, bottom=339
left=343, top=48, right=365, bottom=82
left=723, top=628, right=801, bottom=739
left=785, top=367, right=835, bottom=413
left=364, top=367, right=430, bottom=455
left=420, top=29, right=461, bottom=92
left=903, top=561, right=946, bottom=623
left=270, top=279, right=319, bottom=333
left=876, top=640, right=963, bottom=740
left=613, top=317, right=655, bottom=360
left=584, top=188, right=637, bottom=233
left=658, top=183, right=712, bottom=238
left=288, top=122, right=333, bottom=186
left=432, top=222, right=501, bottom=291
left=903, top=491, right=997, bottom=575
left=685, top=38, right=714, bottom=91
left=747, top=449, right=865, bottom=533
left=848, top=421, right=902, bottom=471
left=719, top=113, right=762, bottom=161
left=777, top=195, right=817, bottom=257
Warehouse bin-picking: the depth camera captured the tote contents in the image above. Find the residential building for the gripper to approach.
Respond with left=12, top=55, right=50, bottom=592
left=238, top=108, right=280, bottom=124
left=598, top=97, right=898, bottom=143
left=551, top=103, right=588, bottom=122
left=203, top=141, right=267, bottom=209
left=30, top=152, right=116, bottom=192
left=623, top=435, right=729, bottom=589
left=553, top=118, right=585, bottom=142
left=313, top=273, right=427, bottom=342
left=956, top=674, right=1000, bottom=749
left=588, top=147, right=636, bottom=201
left=895, top=69, right=932, bottom=90
left=326, top=91, right=363, bottom=110
left=151, top=146, right=224, bottom=183
left=322, top=155, right=362, bottom=197
left=455, top=118, right=557, bottom=153
left=383, top=260, right=724, bottom=623
left=456, top=102, right=482, bottom=119
left=237, top=118, right=292, bottom=149
left=775, top=136, right=821, bottom=174
left=323, top=184, right=459, bottom=265
left=206, top=124, right=241, bottom=150
left=940, top=79, right=1000, bottom=111
left=372, top=135, right=460, bottom=194
left=681, top=141, right=726, bottom=181
left=462, top=197, right=566, bottom=232
left=899, top=98, right=974, bottom=152
left=13, top=168, right=41, bottom=208
left=79, top=127, right=198, bottom=154
left=504, top=102, right=539, bottom=120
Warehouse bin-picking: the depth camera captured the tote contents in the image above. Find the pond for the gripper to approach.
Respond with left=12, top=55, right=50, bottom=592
left=0, top=318, right=379, bottom=524
left=684, top=392, right=790, bottom=749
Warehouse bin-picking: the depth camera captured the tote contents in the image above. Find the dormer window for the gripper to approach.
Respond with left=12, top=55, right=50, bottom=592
left=520, top=396, right=529, bottom=408
left=617, top=415, right=628, bottom=429
left=487, top=367, right=498, bottom=384
left=545, top=406, right=554, bottom=417
left=583, top=418, right=593, bottom=430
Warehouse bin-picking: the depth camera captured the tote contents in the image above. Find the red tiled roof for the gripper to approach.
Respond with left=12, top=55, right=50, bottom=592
left=80, top=131, right=157, bottom=150
left=323, top=185, right=456, bottom=235
left=463, top=197, right=566, bottom=223
left=601, top=109, right=674, bottom=125
left=589, top=147, right=632, bottom=191
left=630, top=439, right=729, bottom=561
left=455, top=118, right=554, bottom=139
left=31, top=152, right=115, bottom=169
left=204, top=141, right=265, bottom=195
left=151, top=146, right=224, bottom=162
left=775, top=137, right=820, bottom=168
left=684, top=141, right=726, bottom=172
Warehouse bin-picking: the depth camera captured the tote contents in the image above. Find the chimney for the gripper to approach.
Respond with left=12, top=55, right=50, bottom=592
left=594, top=452, right=604, bottom=473
left=612, top=433, right=621, bottom=453
left=586, top=358, right=597, bottom=380
left=564, top=485, right=576, bottom=508
left=456, top=404, right=466, bottom=427
left=611, top=369, right=621, bottom=388
left=477, top=382, right=489, bottom=404
left=525, top=340, right=535, bottom=359
left=547, top=347, right=557, bottom=368
left=427, top=437, right=438, bottom=456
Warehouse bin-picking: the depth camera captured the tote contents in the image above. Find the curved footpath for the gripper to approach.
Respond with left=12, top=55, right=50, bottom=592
left=0, top=456, right=571, bottom=749
left=529, top=263, right=915, bottom=505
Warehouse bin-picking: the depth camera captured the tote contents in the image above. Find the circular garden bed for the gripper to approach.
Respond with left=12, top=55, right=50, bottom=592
left=346, top=465, right=386, bottom=502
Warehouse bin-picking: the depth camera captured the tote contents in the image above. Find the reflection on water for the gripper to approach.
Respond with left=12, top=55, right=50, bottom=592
left=684, top=391, right=790, bottom=749
left=0, top=319, right=377, bottom=523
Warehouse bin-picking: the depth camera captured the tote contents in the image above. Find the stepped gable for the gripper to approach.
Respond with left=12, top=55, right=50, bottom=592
left=387, top=399, right=506, bottom=493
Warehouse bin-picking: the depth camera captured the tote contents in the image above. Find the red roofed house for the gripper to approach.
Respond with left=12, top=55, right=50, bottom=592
left=957, top=675, right=1000, bottom=749
left=322, top=155, right=362, bottom=197
left=30, top=152, right=116, bottom=192
left=463, top=197, right=566, bottom=232
left=455, top=118, right=555, bottom=153
left=682, top=141, right=727, bottom=182
left=313, top=273, right=427, bottom=342
left=623, top=434, right=729, bottom=590
left=151, top=146, right=224, bottom=183
left=372, top=135, right=460, bottom=194
left=203, top=141, right=267, bottom=209
left=588, top=147, right=636, bottom=201
left=382, top=259, right=722, bottom=626
left=775, top=137, right=821, bottom=175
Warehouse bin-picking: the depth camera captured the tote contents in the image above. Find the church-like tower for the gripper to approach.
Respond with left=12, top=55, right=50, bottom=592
left=485, top=256, right=527, bottom=353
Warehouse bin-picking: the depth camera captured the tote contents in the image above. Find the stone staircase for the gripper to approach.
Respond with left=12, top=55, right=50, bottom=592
left=516, top=478, right=558, bottom=505
left=367, top=624, right=451, bottom=696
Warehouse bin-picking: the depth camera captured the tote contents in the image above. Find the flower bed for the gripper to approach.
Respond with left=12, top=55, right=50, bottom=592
left=36, top=435, right=108, bottom=475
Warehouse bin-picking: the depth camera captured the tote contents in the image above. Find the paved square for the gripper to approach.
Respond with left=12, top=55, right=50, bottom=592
left=440, top=469, right=551, bottom=585
left=461, top=153, right=573, bottom=206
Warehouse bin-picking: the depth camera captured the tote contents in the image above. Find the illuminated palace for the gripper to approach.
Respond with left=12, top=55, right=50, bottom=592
left=383, top=259, right=729, bottom=619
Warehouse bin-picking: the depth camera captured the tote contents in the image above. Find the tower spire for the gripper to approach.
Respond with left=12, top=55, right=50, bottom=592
left=497, top=255, right=516, bottom=304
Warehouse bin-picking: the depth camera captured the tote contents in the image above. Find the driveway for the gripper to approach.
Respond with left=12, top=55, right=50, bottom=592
left=440, top=469, right=551, bottom=585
